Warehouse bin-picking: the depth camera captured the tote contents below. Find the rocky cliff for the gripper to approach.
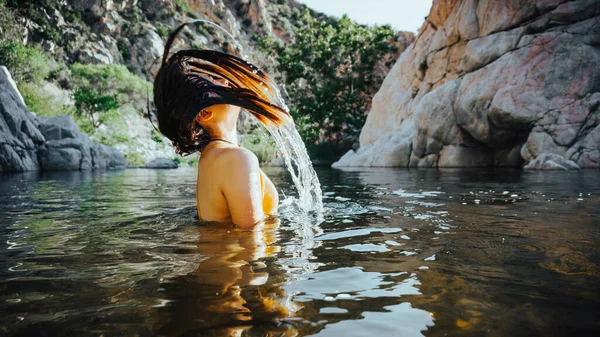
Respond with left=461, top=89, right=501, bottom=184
left=0, top=67, right=125, bottom=172
left=4, top=0, right=316, bottom=80
left=334, top=0, right=600, bottom=170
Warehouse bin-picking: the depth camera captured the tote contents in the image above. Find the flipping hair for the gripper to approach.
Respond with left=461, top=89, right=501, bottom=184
left=153, top=22, right=290, bottom=155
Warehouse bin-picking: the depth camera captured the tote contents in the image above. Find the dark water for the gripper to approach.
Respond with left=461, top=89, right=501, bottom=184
left=1, top=167, right=599, bottom=337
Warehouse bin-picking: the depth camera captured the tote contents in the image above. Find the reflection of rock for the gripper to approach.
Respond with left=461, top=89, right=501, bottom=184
left=0, top=67, right=125, bottom=172
left=145, top=157, right=178, bottom=169
left=334, top=0, right=600, bottom=169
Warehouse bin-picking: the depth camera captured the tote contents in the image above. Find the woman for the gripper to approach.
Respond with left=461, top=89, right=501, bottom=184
left=153, top=22, right=290, bottom=227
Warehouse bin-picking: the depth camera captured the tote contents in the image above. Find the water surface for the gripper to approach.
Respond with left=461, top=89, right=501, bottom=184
left=1, top=168, right=599, bottom=336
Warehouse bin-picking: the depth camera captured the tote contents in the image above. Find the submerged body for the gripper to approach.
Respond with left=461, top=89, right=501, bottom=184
left=196, top=140, right=278, bottom=227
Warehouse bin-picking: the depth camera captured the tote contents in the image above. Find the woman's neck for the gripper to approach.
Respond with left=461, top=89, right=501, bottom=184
left=207, top=123, right=238, bottom=145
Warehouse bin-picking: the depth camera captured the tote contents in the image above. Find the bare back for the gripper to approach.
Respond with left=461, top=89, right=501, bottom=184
left=196, top=143, right=278, bottom=226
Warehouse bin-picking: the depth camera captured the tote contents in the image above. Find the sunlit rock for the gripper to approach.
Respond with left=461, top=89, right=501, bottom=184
left=334, top=0, right=600, bottom=169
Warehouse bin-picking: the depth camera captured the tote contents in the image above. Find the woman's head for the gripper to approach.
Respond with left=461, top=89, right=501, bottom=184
left=153, top=22, right=290, bottom=155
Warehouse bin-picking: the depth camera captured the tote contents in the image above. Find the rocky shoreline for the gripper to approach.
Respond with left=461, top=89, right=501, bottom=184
left=0, top=67, right=125, bottom=172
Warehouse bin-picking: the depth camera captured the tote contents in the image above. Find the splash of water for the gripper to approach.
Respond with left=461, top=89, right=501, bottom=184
left=267, top=123, right=323, bottom=213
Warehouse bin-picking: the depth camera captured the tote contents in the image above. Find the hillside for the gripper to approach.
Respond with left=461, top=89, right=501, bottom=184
left=1, top=0, right=413, bottom=167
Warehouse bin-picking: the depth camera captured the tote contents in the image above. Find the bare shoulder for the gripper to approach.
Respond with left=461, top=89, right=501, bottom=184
left=216, top=147, right=260, bottom=172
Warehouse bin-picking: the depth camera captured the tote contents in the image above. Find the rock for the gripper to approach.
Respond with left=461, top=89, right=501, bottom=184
left=38, top=115, right=79, bottom=140
left=145, top=158, right=178, bottom=169
left=37, top=116, right=93, bottom=170
left=524, top=153, right=580, bottom=170
left=38, top=146, right=83, bottom=171
left=92, top=143, right=126, bottom=170
left=0, top=68, right=126, bottom=172
left=128, top=23, right=164, bottom=79
left=0, top=67, right=44, bottom=172
left=334, top=0, right=600, bottom=169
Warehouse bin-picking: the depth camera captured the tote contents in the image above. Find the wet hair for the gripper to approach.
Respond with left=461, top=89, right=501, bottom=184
left=153, top=22, right=290, bottom=155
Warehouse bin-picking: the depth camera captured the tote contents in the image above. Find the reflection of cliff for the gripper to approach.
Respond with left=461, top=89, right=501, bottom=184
left=155, top=220, right=298, bottom=336
left=334, top=0, right=600, bottom=170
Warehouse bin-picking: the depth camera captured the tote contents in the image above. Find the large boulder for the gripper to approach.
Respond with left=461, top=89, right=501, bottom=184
left=0, top=67, right=45, bottom=171
left=334, top=0, right=600, bottom=169
left=37, top=116, right=126, bottom=171
left=92, top=143, right=126, bottom=170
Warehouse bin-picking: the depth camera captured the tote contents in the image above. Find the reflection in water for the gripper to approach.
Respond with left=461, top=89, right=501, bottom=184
left=1, top=168, right=599, bottom=336
left=156, top=220, right=299, bottom=336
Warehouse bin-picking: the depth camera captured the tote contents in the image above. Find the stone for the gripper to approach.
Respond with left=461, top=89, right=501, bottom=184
left=145, top=158, right=179, bottom=169
left=38, top=146, right=83, bottom=171
left=334, top=0, right=600, bottom=170
left=0, top=67, right=44, bottom=172
left=524, top=153, right=580, bottom=170
left=38, top=115, right=79, bottom=141
left=0, top=67, right=126, bottom=172
left=92, top=143, right=126, bottom=170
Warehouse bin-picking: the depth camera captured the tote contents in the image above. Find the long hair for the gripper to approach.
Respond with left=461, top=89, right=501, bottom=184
left=153, top=22, right=290, bottom=155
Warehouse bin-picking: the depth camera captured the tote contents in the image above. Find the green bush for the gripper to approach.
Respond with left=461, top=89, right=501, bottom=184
left=73, top=87, right=120, bottom=129
left=156, top=25, right=170, bottom=38
left=70, top=63, right=152, bottom=112
left=240, top=125, right=278, bottom=163
left=19, top=83, right=73, bottom=117
left=0, top=42, right=51, bottom=84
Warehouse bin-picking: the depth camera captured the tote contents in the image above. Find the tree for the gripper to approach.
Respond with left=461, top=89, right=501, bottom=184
left=73, top=87, right=120, bottom=130
left=258, top=11, right=399, bottom=152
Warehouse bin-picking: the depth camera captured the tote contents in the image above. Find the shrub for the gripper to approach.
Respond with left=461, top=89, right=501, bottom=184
left=156, top=25, right=170, bottom=38
left=0, top=42, right=51, bottom=84
left=73, top=87, right=120, bottom=129
left=19, top=83, right=73, bottom=117
left=70, top=63, right=152, bottom=111
left=240, top=125, right=278, bottom=163
left=258, top=11, right=399, bottom=146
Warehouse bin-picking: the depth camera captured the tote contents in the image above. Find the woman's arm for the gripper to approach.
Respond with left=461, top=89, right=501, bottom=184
left=260, top=170, right=279, bottom=215
left=220, top=148, right=265, bottom=228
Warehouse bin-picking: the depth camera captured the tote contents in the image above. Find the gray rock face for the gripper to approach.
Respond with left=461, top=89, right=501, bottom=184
left=0, top=67, right=44, bottom=171
left=334, top=0, right=600, bottom=170
left=0, top=67, right=126, bottom=172
left=145, top=158, right=179, bottom=169
left=92, top=143, right=126, bottom=170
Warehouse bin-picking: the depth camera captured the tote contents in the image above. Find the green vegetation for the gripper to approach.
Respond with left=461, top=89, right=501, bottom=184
left=69, top=63, right=152, bottom=112
left=174, top=0, right=196, bottom=17
left=73, top=87, right=120, bottom=131
left=156, top=25, right=170, bottom=38
left=19, top=83, right=73, bottom=116
left=68, top=63, right=152, bottom=133
left=0, top=2, right=20, bottom=43
left=240, top=125, right=278, bottom=163
left=0, top=42, right=51, bottom=84
left=0, top=41, right=72, bottom=117
left=258, top=11, right=399, bottom=156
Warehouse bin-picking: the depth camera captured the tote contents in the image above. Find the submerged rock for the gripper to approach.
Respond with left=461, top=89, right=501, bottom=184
left=334, top=0, right=600, bottom=169
left=0, top=67, right=125, bottom=172
left=145, top=157, right=178, bottom=169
